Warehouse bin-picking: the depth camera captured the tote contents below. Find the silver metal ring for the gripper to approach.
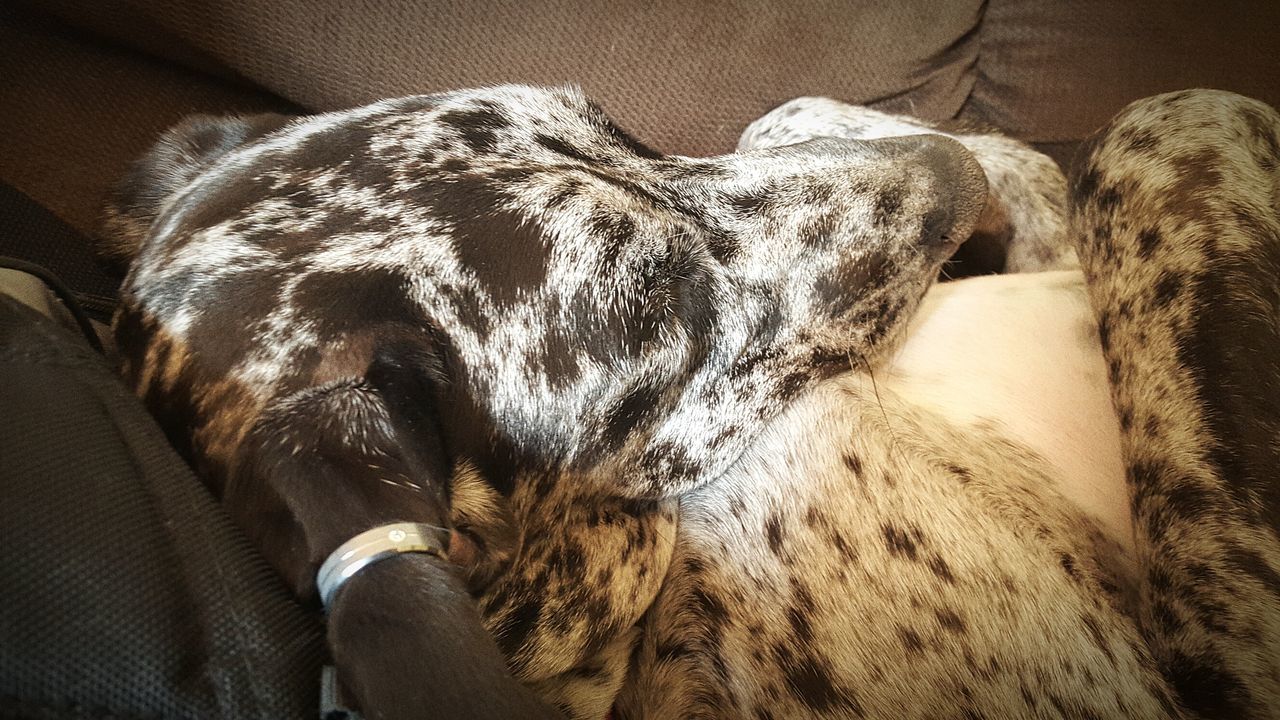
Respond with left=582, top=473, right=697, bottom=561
left=316, top=522, right=449, bottom=610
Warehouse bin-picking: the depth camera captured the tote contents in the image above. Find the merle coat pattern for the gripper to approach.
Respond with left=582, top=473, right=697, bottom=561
left=100, top=86, right=1280, bottom=718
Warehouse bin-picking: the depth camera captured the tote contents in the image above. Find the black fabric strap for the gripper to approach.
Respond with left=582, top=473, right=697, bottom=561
left=0, top=255, right=105, bottom=352
left=0, top=181, right=118, bottom=322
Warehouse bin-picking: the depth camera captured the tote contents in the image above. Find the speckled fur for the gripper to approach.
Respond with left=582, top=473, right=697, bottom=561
left=101, top=87, right=1280, bottom=719
left=1068, top=90, right=1280, bottom=717
left=740, top=97, right=1077, bottom=274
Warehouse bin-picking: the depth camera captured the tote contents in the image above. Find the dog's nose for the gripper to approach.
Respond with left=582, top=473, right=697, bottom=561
left=881, top=134, right=989, bottom=250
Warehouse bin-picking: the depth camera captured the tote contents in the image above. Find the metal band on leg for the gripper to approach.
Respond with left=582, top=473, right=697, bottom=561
left=316, top=522, right=449, bottom=611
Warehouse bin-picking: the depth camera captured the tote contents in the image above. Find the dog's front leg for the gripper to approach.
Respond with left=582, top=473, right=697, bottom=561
left=224, top=342, right=564, bottom=720
left=328, top=552, right=565, bottom=719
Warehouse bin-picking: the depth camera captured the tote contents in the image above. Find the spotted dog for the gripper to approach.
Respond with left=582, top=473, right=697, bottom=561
left=99, top=86, right=1280, bottom=718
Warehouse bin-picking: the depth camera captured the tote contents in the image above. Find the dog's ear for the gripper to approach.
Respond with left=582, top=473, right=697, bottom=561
left=97, top=113, right=293, bottom=276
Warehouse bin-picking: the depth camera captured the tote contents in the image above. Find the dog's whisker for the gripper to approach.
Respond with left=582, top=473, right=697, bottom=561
left=847, top=347, right=908, bottom=464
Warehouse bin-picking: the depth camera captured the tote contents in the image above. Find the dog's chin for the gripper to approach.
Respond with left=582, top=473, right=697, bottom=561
left=864, top=276, right=951, bottom=374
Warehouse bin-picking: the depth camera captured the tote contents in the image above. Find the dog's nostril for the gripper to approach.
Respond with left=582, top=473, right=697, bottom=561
left=920, top=205, right=960, bottom=250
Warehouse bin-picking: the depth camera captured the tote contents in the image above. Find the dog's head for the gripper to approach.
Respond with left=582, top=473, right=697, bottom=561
left=102, top=86, right=987, bottom=711
left=106, top=85, right=986, bottom=506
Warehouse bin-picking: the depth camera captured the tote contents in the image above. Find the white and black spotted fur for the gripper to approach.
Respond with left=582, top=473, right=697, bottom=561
left=99, top=86, right=1280, bottom=718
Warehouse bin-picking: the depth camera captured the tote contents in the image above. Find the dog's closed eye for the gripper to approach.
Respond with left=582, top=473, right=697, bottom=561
left=636, top=244, right=715, bottom=349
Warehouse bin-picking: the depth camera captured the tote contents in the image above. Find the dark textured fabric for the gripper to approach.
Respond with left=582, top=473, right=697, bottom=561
left=0, top=297, right=325, bottom=720
left=962, top=0, right=1280, bottom=143
left=32, top=0, right=984, bottom=158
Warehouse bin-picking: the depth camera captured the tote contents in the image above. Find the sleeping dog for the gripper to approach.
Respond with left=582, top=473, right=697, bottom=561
left=100, top=86, right=1280, bottom=718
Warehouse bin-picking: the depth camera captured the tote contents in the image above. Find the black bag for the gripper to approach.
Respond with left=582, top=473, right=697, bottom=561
left=0, top=191, right=326, bottom=719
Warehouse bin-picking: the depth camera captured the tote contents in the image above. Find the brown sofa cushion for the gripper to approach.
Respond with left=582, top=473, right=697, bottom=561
left=0, top=5, right=294, bottom=237
left=963, top=0, right=1280, bottom=157
left=33, top=0, right=985, bottom=157
left=5, top=0, right=1280, bottom=238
